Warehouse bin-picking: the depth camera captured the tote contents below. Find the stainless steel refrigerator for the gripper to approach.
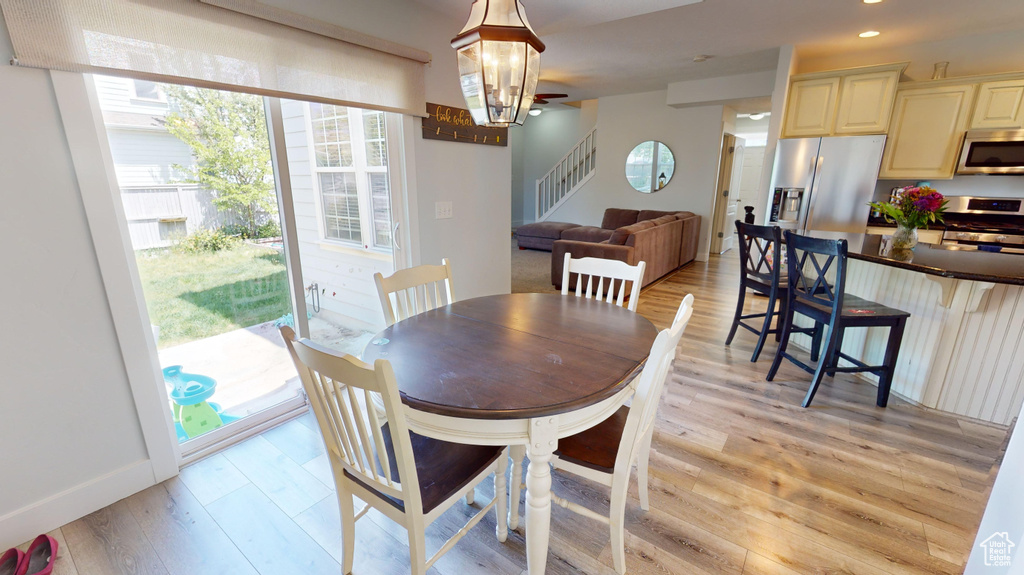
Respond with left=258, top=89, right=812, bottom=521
left=765, top=135, right=886, bottom=233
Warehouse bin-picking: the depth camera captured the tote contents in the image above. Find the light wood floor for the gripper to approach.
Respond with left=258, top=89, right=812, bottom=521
left=34, top=253, right=1011, bottom=575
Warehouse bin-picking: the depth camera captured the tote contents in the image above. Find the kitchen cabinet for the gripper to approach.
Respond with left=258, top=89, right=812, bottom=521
left=879, top=83, right=976, bottom=180
left=783, top=77, right=840, bottom=137
left=782, top=63, right=906, bottom=138
left=970, top=79, right=1024, bottom=129
left=834, top=70, right=901, bottom=134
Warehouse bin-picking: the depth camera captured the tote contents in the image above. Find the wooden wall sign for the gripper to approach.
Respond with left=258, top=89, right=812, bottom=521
left=422, top=102, right=508, bottom=147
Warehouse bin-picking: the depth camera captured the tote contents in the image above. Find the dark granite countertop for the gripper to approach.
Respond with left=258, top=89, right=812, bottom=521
left=799, top=231, right=1024, bottom=285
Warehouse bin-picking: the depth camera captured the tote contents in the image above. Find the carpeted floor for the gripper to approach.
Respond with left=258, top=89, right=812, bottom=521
left=510, top=238, right=559, bottom=294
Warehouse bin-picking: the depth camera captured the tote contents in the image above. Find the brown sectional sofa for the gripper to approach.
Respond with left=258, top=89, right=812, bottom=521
left=550, top=208, right=701, bottom=290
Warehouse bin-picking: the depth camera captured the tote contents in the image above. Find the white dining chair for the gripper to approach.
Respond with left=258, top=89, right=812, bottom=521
left=280, top=326, right=508, bottom=575
left=547, top=294, right=694, bottom=574
left=561, top=254, right=647, bottom=311
left=374, top=258, right=455, bottom=327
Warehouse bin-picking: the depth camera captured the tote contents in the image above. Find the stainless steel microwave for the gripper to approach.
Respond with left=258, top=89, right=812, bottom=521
left=957, top=129, right=1024, bottom=175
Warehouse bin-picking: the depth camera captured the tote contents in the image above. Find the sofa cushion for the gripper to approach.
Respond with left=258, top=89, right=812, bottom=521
left=650, top=215, right=677, bottom=226
left=560, top=226, right=615, bottom=243
left=516, top=221, right=581, bottom=240
left=637, top=210, right=681, bottom=222
left=608, top=219, right=655, bottom=245
left=601, top=209, right=639, bottom=231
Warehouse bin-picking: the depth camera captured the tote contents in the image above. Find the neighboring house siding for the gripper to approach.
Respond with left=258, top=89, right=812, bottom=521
left=95, top=75, right=239, bottom=249
left=281, top=99, right=392, bottom=330
left=105, top=129, right=193, bottom=187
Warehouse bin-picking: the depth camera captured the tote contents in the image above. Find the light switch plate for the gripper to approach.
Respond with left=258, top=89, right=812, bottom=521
left=435, top=201, right=453, bottom=219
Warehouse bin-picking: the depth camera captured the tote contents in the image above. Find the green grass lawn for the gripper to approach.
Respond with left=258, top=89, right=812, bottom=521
left=136, top=244, right=291, bottom=348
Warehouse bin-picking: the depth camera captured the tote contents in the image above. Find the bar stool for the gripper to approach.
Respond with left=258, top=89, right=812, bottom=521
left=767, top=231, right=910, bottom=408
left=726, top=221, right=820, bottom=362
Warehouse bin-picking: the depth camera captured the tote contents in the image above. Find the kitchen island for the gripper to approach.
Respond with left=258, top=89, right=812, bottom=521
left=790, top=232, right=1024, bottom=424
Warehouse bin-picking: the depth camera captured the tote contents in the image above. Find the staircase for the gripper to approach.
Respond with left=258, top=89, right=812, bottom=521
left=535, top=127, right=596, bottom=221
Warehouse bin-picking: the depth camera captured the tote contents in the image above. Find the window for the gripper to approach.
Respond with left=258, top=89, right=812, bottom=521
left=131, top=79, right=166, bottom=102
left=310, top=104, right=392, bottom=250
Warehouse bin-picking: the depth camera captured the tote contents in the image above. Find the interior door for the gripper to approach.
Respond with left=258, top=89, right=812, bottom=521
left=710, top=134, right=738, bottom=254
left=722, top=137, right=746, bottom=253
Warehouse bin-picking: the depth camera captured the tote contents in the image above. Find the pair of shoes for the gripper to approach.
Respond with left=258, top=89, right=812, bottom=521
left=0, top=535, right=58, bottom=575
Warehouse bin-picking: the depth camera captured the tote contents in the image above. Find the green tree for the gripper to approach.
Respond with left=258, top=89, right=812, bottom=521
left=164, top=86, right=275, bottom=238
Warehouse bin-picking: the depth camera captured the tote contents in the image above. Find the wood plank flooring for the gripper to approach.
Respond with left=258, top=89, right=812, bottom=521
left=35, top=253, right=1010, bottom=574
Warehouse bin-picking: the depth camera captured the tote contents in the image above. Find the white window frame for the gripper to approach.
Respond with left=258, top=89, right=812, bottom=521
left=305, top=104, right=398, bottom=254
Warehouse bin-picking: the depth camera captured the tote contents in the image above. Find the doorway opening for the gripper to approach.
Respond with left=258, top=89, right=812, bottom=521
left=709, top=110, right=771, bottom=255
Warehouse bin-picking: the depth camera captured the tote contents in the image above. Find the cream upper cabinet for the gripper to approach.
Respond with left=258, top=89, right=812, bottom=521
left=834, top=70, right=900, bottom=134
left=970, top=79, right=1024, bottom=129
left=879, top=84, right=976, bottom=180
left=783, top=77, right=840, bottom=137
left=782, top=63, right=906, bottom=138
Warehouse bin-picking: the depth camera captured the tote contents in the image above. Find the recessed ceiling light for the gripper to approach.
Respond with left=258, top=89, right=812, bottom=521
left=748, top=113, right=766, bottom=120
left=528, top=108, right=543, bottom=116
left=863, top=0, right=882, bottom=4
left=859, top=30, right=880, bottom=38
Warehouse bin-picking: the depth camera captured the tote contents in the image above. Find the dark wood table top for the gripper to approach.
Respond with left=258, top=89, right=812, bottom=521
left=361, top=293, right=659, bottom=419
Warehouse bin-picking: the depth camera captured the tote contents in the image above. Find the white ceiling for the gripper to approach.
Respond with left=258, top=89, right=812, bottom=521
left=414, top=0, right=1024, bottom=101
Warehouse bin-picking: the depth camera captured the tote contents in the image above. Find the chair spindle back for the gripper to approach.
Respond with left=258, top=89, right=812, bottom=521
left=280, top=326, right=421, bottom=511
left=375, top=259, right=455, bottom=326
left=561, top=254, right=647, bottom=311
left=616, top=294, right=694, bottom=474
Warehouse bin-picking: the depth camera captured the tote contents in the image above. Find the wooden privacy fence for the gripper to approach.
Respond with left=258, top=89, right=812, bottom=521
left=120, top=185, right=242, bottom=249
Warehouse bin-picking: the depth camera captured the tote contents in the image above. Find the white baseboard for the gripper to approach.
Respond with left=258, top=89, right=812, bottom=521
left=0, top=459, right=157, bottom=548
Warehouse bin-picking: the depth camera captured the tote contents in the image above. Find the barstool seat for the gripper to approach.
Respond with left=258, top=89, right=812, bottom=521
left=767, top=232, right=910, bottom=408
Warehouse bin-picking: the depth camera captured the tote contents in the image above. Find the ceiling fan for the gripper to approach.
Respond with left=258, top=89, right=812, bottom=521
left=533, top=93, right=568, bottom=105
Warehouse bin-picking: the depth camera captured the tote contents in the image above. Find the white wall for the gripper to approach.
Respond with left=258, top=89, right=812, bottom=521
left=966, top=406, right=1023, bottom=573
left=0, top=52, right=151, bottom=548
left=755, top=46, right=798, bottom=225
left=667, top=70, right=776, bottom=108
left=511, top=106, right=594, bottom=226
left=543, top=90, right=725, bottom=261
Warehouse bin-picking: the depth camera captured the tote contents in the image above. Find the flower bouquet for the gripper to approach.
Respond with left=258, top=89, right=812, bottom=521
left=869, top=186, right=948, bottom=249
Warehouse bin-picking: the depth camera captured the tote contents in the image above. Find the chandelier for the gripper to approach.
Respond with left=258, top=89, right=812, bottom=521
left=451, top=0, right=545, bottom=127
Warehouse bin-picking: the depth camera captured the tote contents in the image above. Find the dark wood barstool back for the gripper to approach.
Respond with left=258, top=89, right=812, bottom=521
left=726, top=221, right=790, bottom=362
left=767, top=231, right=910, bottom=408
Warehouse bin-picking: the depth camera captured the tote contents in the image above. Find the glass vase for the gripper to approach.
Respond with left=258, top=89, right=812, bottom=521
left=891, top=224, right=919, bottom=250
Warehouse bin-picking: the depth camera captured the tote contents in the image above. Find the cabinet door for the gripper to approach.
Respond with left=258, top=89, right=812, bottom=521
left=879, top=84, right=976, bottom=180
left=970, top=79, right=1024, bottom=129
left=834, top=70, right=900, bottom=135
left=782, top=77, right=840, bottom=137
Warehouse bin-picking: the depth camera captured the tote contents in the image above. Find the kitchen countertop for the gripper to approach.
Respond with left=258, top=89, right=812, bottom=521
left=800, top=231, right=1024, bottom=285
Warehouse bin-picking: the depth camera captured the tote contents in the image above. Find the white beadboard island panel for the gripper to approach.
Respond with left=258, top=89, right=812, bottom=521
left=835, top=259, right=1024, bottom=424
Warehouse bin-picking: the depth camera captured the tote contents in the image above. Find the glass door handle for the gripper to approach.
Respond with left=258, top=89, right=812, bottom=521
left=393, top=221, right=402, bottom=251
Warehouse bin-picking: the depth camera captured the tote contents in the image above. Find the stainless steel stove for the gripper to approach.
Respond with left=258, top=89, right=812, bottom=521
left=940, top=197, right=1024, bottom=253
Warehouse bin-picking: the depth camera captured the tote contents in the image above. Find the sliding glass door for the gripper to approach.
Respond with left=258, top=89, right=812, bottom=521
left=91, top=75, right=409, bottom=461
left=92, top=75, right=305, bottom=458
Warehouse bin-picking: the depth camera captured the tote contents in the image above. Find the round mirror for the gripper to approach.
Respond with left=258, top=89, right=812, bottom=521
left=625, top=140, right=675, bottom=193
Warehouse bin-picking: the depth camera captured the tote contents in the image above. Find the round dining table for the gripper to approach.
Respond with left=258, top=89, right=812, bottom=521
left=361, top=292, right=658, bottom=574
